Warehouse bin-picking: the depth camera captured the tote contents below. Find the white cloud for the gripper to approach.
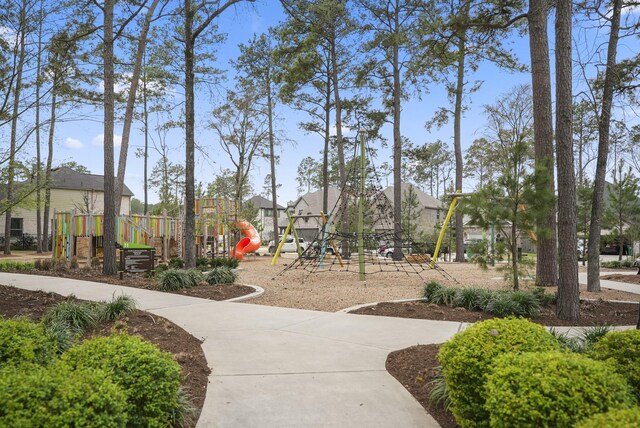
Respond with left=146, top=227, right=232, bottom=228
left=63, top=137, right=83, bottom=149
left=92, top=133, right=122, bottom=147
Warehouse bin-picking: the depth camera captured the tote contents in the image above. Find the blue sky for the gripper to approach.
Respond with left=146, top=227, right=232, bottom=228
left=52, top=2, right=636, bottom=208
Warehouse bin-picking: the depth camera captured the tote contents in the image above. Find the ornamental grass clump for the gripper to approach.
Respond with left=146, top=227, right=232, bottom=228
left=438, top=317, right=560, bottom=428
left=454, top=288, right=485, bottom=311
left=98, top=295, right=137, bottom=322
left=590, top=329, right=640, bottom=399
left=205, top=266, right=237, bottom=285
left=575, top=407, right=640, bottom=428
left=0, top=363, right=128, bottom=427
left=42, top=301, right=97, bottom=333
left=61, top=332, right=182, bottom=427
left=422, top=281, right=443, bottom=301
left=156, top=268, right=201, bottom=291
left=486, top=351, right=636, bottom=428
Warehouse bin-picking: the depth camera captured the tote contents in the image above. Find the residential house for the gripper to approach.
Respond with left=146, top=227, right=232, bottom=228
left=285, top=184, right=444, bottom=242
left=0, top=167, right=133, bottom=240
left=245, top=195, right=286, bottom=242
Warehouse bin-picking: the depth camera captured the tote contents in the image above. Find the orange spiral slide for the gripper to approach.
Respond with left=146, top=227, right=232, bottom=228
left=231, top=220, right=261, bottom=261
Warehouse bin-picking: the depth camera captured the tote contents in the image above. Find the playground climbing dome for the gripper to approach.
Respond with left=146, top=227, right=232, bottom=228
left=274, top=133, right=458, bottom=284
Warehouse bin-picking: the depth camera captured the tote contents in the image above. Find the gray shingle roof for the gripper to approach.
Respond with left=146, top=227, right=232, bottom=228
left=246, top=195, right=284, bottom=210
left=50, top=167, right=134, bottom=196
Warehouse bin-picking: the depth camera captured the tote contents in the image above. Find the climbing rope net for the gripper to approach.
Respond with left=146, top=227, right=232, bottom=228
left=274, top=135, right=458, bottom=284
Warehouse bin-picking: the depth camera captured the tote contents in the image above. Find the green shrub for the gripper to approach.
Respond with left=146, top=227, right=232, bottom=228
left=0, top=260, right=34, bottom=271
left=0, top=363, right=128, bottom=427
left=484, top=292, right=518, bottom=317
left=575, top=407, right=640, bottom=428
left=43, top=320, right=79, bottom=355
left=156, top=268, right=201, bottom=291
left=430, top=286, right=458, bottom=306
left=205, top=266, right=237, bottom=285
left=507, top=291, right=541, bottom=317
left=42, top=301, right=97, bottom=332
left=90, top=256, right=101, bottom=268
left=210, top=257, right=239, bottom=269
left=154, top=263, right=169, bottom=275
left=168, top=257, right=184, bottom=269
left=438, top=317, right=560, bottom=428
left=454, top=288, right=484, bottom=310
left=98, top=295, right=137, bottom=322
left=0, top=318, right=57, bottom=367
left=591, top=329, right=640, bottom=398
left=61, top=332, right=182, bottom=427
left=474, top=288, right=494, bottom=310
left=486, top=351, right=636, bottom=428
left=422, top=281, right=443, bottom=301
left=601, top=260, right=634, bottom=269
left=196, top=257, right=210, bottom=268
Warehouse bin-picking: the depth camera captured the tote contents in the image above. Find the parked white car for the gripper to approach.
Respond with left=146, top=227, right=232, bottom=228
left=268, top=236, right=309, bottom=255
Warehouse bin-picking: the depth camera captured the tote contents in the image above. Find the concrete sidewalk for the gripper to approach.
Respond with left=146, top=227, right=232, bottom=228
left=0, top=272, right=460, bottom=427
left=578, top=271, right=640, bottom=296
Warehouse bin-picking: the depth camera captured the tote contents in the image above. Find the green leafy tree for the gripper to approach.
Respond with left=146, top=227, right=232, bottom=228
left=464, top=138, right=496, bottom=189
left=577, top=179, right=594, bottom=266
left=604, top=162, right=640, bottom=261
left=401, top=185, right=423, bottom=244
left=465, top=85, right=537, bottom=290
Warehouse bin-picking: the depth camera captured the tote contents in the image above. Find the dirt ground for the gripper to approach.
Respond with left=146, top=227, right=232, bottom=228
left=236, top=255, right=639, bottom=311
left=0, top=285, right=210, bottom=428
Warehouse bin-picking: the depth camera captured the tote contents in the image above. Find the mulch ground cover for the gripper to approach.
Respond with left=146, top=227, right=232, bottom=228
left=350, top=299, right=640, bottom=326
left=10, top=268, right=255, bottom=301
left=602, top=273, right=640, bottom=284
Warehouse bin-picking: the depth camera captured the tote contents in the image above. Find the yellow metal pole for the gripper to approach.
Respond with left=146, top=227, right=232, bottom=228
left=271, top=220, right=292, bottom=265
left=430, top=190, right=461, bottom=269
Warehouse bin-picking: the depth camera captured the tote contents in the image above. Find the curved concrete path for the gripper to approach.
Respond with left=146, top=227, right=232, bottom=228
left=0, top=272, right=461, bottom=427
left=2, top=271, right=637, bottom=427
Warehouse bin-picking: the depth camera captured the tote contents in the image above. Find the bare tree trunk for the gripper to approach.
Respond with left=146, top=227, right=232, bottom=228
left=115, top=0, right=159, bottom=215
left=528, top=0, right=557, bottom=287
left=142, top=68, right=149, bottom=215
left=587, top=0, right=622, bottom=292
left=453, top=34, right=465, bottom=262
left=392, top=24, right=403, bottom=261
left=35, top=10, right=43, bottom=253
left=102, top=0, right=117, bottom=274
left=331, top=38, right=348, bottom=257
left=267, top=72, right=279, bottom=247
left=5, top=6, right=27, bottom=255
left=322, top=72, right=330, bottom=215
left=555, top=0, right=579, bottom=321
left=184, top=0, right=196, bottom=268
left=512, top=220, right=519, bottom=291
left=43, top=88, right=57, bottom=253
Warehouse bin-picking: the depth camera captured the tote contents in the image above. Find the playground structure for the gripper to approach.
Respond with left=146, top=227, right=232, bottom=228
left=53, top=197, right=257, bottom=263
left=274, top=133, right=457, bottom=283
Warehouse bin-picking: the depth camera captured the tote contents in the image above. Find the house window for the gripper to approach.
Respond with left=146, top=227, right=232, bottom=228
left=10, top=218, right=23, bottom=237
left=265, top=209, right=273, bottom=217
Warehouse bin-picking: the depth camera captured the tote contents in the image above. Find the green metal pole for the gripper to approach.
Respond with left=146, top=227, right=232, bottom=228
left=358, top=133, right=365, bottom=281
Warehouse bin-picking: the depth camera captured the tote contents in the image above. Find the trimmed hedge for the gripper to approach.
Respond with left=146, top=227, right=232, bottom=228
left=0, top=318, right=57, bottom=367
left=486, top=351, right=636, bottom=427
left=438, top=318, right=560, bottom=428
left=205, top=266, right=237, bottom=285
left=61, top=332, right=181, bottom=427
left=575, top=407, right=640, bottom=428
left=0, top=363, right=128, bottom=427
left=591, top=329, right=640, bottom=399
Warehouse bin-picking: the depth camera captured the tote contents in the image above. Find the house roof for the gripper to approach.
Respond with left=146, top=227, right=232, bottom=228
left=289, top=187, right=341, bottom=215
left=246, top=195, right=284, bottom=210
left=382, top=183, right=443, bottom=209
left=49, top=167, right=134, bottom=196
